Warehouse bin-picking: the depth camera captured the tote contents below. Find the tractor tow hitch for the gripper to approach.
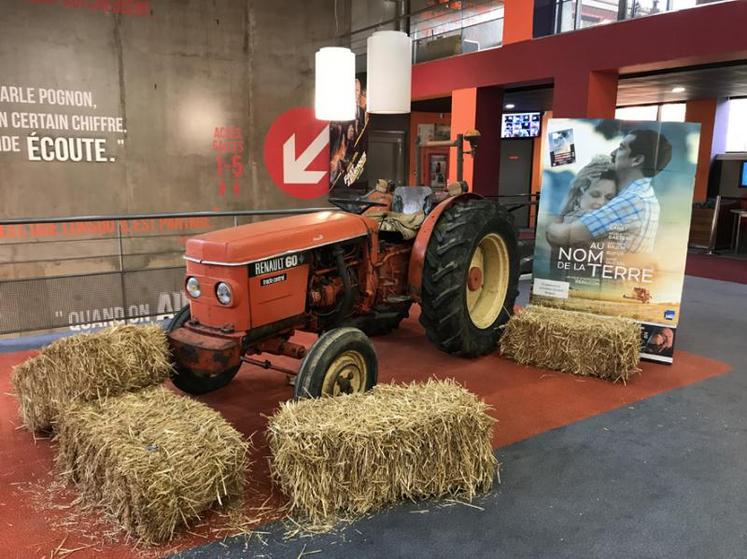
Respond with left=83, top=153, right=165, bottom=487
left=241, top=356, right=298, bottom=376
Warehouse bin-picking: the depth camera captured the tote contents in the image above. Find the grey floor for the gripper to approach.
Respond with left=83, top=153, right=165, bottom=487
left=172, top=276, right=747, bottom=559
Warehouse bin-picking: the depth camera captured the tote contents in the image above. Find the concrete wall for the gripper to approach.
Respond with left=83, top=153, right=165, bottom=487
left=0, top=0, right=346, bottom=218
left=0, top=1, right=354, bottom=333
left=0, top=0, right=349, bottom=281
left=350, top=0, right=396, bottom=71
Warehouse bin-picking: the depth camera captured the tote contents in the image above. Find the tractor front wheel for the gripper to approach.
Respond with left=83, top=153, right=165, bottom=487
left=293, top=327, right=377, bottom=399
left=420, top=199, right=519, bottom=357
left=168, top=305, right=241, bottom=395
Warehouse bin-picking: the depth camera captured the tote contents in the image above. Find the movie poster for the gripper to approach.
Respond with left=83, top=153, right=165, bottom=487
left=531, top=118, right=701, bottom=363
left=429, top=153, right=447, bottom=188
left=329, top=75, right=368, bottom=192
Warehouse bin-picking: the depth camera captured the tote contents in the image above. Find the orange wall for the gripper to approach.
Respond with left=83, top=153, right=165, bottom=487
left=408, top=111, right=451, bottom=185
left=449, top=88, right=478, bottom=188
left=503, top=0, right=533, bottom=45
left=685, top=99, right=717, bottom=203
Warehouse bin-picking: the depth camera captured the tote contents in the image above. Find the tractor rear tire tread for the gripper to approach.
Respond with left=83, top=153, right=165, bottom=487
left=419, top=199, right=519, bottom=357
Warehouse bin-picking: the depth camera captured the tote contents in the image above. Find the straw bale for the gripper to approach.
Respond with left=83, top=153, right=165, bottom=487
left=500, top=305, right=640, bottom=382
left=267, top=379, right=497, bottom=524
left=54, top=386, right=250, bottom=544
left=11, top=324, right=171, bottom=432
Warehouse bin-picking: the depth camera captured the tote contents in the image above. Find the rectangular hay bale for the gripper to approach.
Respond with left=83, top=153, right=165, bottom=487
left=267, top=379, right=497, bottom=524
left=500, top=305, right=640, bottom=382
left=55, top=386, right=250, bottom=543
left=11, top=324, right=172, bottom=432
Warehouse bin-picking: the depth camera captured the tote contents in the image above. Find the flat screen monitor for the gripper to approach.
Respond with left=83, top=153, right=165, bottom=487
left=501, top=112, right=541, bottom=139
left=741, top=161, right=747, bottom=187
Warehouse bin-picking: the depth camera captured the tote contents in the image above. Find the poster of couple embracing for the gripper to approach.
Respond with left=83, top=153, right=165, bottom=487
left=532, top=118, right=701, bottom=363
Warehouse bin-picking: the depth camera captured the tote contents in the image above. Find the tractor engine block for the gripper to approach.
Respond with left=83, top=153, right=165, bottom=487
left=309, top=276, right=344, bottom=308
left=307, top=241, right=363, bottom=319
left=373, top=242, right=411, bottom=306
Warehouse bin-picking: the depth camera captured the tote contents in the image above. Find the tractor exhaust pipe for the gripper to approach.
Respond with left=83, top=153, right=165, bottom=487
left=334, top=245, right=354, bottom=320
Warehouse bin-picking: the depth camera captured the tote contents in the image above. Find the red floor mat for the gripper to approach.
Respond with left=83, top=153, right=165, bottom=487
left=685, top=252, right=747, bottom=284
left=0, top=315, right=731, bottom=559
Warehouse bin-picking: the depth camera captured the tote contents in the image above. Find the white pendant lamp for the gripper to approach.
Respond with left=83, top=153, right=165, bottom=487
left=366, top=30, right=412, bottom=114
left=315, top=46, right=356, bottom=121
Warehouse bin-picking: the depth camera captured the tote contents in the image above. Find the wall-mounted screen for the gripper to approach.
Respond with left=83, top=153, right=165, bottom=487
left=741, top=161, right=747, bottom=187
left=501, top=112, right=541, bottom=139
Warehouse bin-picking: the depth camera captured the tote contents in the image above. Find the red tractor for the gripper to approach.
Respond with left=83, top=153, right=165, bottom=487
left=167, top=183, right=519, bottom=398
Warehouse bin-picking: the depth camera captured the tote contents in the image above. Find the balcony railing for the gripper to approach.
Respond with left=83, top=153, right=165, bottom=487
left=348, top=0, right=504, bottom=66
left=550, top=0, right=734, bottom=35
left=344, top=0, right=735, bottom=67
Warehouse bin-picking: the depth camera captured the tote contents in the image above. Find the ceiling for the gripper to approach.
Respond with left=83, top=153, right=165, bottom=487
left=617, top=62, right=747, bottom=107
left=411, top=60, right=747, bottom=113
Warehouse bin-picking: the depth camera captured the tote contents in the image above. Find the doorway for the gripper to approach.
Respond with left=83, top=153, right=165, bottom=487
left=498, top=138, right=534, bottom=228
left=368, top=130, right=407, bottom=188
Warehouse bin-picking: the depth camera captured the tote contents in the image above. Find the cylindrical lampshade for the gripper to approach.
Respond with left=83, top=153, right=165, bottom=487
left=315, top=47, right=356, bottom=121
left=367, top=30, right=412, bottom=114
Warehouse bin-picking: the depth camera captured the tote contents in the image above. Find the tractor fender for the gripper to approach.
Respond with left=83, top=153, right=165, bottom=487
left=407, top=192, right=483, bottom=300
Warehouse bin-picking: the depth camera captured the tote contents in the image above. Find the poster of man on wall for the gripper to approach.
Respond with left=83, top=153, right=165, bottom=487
left=329, top=76, right=368, bottom=191
left=531, top=118, right=701, bottom=363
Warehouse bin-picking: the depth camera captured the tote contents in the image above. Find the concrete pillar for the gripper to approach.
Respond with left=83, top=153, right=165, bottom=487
left=449, top=86, right=503, bottom=196
left=553, top=70, right=618, bottom=118
left=504, top=0, right=534, bottom=44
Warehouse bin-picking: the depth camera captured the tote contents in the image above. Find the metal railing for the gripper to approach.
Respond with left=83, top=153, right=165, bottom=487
left=699, top=195, right=744, bottom=254
left=344, top=0, right=735, bottom=66
left=344, top=0, right=736, bottom=63
left=0, top=208, right=333, bottom=226
left=490, top=193, right=541, bottom=273
left=0, top=208, right=330, bottom=336
left=489, top=192, right=541, bottom=230
left=412, top=16, right=503, bottom=64
left=551, top=0, right=735, bottom=35
left=346, top=0, right=504, bottom=64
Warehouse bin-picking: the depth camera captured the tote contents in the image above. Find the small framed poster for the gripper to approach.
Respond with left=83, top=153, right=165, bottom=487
left=429, top=153, right=447, bottom=189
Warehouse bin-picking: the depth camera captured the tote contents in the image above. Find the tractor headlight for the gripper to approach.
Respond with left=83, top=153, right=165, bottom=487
left=216, top=282, right=233, bottom=305
left=186, top=277, right=201, bottom=298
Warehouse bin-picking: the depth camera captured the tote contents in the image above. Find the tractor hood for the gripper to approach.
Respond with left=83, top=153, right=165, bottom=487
left=185, top=210, right=372, bottom=265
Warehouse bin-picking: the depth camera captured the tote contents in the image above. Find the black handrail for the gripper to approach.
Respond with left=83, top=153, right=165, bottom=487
left=0, top=207, right=334, bottom=226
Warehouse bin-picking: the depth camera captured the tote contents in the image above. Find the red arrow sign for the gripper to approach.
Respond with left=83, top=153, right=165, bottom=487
left=263, top=107, right=330, bottom=200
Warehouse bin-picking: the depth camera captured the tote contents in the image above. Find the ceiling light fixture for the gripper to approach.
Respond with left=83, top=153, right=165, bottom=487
left=671, top=86, right=685, bottom=93
left=367, top=31, right=412, bottom=114
left=505, top=103, right=516, bottom=110
left=314, top=47, right=356, bottom=121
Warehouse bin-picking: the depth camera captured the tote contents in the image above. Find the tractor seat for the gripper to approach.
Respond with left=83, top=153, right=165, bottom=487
left=391, top=186, right=436, bottom=215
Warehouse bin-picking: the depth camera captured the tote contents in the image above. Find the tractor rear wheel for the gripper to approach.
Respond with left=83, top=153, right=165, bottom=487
left=294, top=327, right=377, bottom=399
left=168, top=305, right=241, bottom=395
left=420, top=199, right=519, bottom=357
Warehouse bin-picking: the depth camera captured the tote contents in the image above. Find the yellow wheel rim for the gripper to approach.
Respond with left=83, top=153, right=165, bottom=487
left=321, top=350, right=367, bottom=396
left=466, top=232, right=510, bottom=329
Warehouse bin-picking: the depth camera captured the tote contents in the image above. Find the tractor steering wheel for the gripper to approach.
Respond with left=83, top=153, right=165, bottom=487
left=328, top=197, right=388, bottom=214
